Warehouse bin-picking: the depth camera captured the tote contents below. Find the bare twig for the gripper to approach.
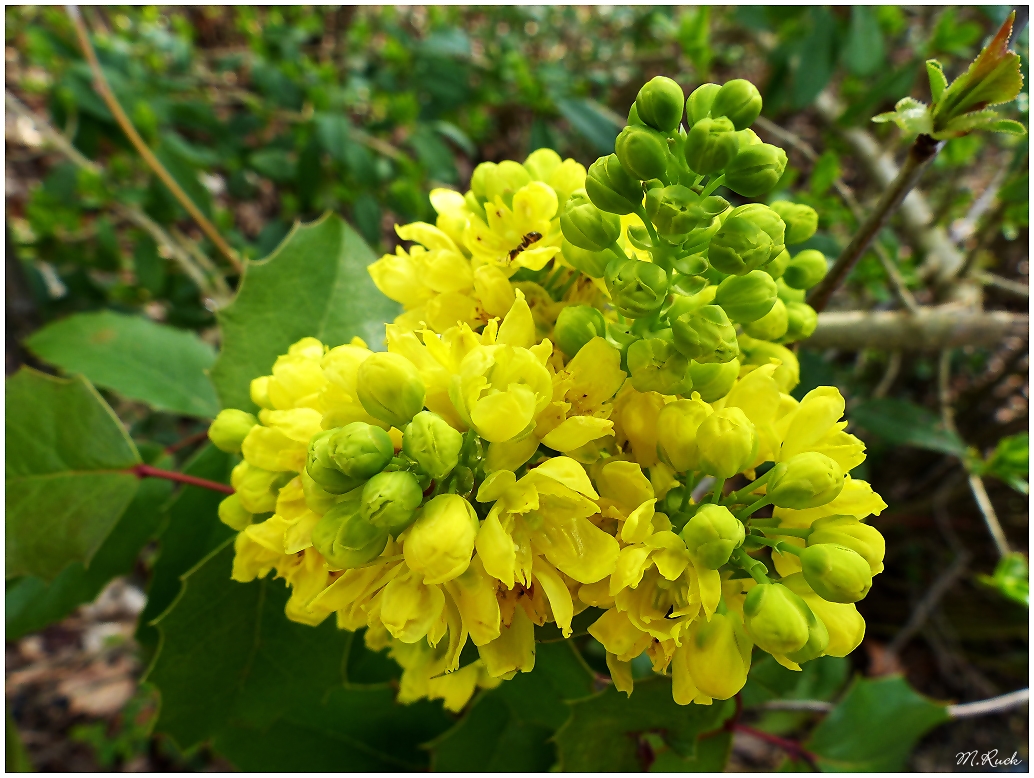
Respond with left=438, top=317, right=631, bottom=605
left=169, top=227, right=232, bottom=300
left=872, top=351, right=902, bottom=398
left=950, top=165, right=1009, bottom=245
left=975, top=271, right=1029, bottom=298
left=66, top=6, right=241, bottom=271
left=804, top=308, right=1027, bottom=351
left=753, top=699, right=833, bottom=713
left=948, top=688, right=1030, bottom=718
left=887, top=551, right=970, bottom=655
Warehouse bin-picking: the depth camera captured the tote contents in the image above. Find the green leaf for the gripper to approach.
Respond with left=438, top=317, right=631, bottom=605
left=805, top=675, right=949, bottom=771
left=844, top=6, right=885, bottom=77
left=6, top=368, right=140, bottom=581
left=249, top=149, right=297, bottom=183
left=872, top=97, right=933, bottom=136
left=650, top=729, right=732, bottom=772
left=145, top=541, right=351, bottom=750
left=154, top=137, right=212, bottom=218
left=740, top=654, right=848, bottom=735
left=809, top=150, right=841, bottom=196
left=25, top=311, right=220, bottom=419
left=429, top=641, right=595, bottom=771
left=976, top=552, right=1029, bottom=608
left=554, top=677, right=734, bottom=771
left=926, top=60, right=948, bottom=103
left=209, top=213, right=401, bottom=412
left=6, top=708, right=32, bottom=772
left=850, top=398, right=967, bottom=457
left=555, top=97, right=621, bottom=155
left=979, top=433, right=1029, bottom=494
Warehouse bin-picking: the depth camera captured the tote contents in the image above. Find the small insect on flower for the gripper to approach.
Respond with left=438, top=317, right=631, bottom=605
left=507, top=231, right=543, bottom=263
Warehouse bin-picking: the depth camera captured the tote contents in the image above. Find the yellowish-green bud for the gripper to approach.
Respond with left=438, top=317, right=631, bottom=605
left=782, top=301, right=818, bottom=343
left=561, top=239, right=620, bottom=279
left=708, top=216, right=774, bottom=275
left=696, top=407, right=759, bottom=478
left=357, top=352, right=426, bottom=428
left=685, top=117, right=740, bottom=175
left=738, top=335, right=800, bottom=393
left=715, top=269, right=778, bottom=323
left=768, top=452, right=844, bottom=509
left=776, top=277, right=806, bottom=304
left=656, top=397, right=712, bottom=472
left=586, top=154, right=644, bottom=215
left=783, top=249, right=828, bottom=290
left=724, top=144, right=787, bottom=198
left=686, top=83, right=721, bottom=126
left=403, top=493, right=479, bottom=584
left=301, top=468, right=338, bottom=515
left=680, top=503, right=745, bottom=568
left=683, top=611, right=753, bottom=699
left=307, top=423, right=394, bottom=494
left=743, top=582, right=814, bottom=656
left=402, top=411, right=463, bottom=480
left=800, top=544, right=873, bottom=603
left=615, top=125, right=669, bottom=181
left=478, top=160, right=532, bottom=206
left=361, top=470, right=423, bottom=537
left=780, top=572, right=865, bottom=658
left=312, top=497, right=389, bottom=569
left=671, top=305, right=739, bottom=363
left=730, top=203, right=786, bottom=260
left=554, top=305, right=608, bottom=357
left=785, top=599, right=830, bottom=665
left=809, top=515, right=886, bottom=575
left=710, top=79, right=763, bottom=131
left=743, top=297, right=789, bottom=340
left=605, top=258, right=669, bottom=319
left=766, top=248, right=791, bottom=279
left=218, top=493, right=253, bottom=531
left=208, top=409, right=258, bottom=454
left=231, top=461, right=289, bottom=514
left=770, top=201, right=818, bottom=245
left=523, top=148, right=562, bottom=181
left=627, top=334, right=693, bottom=396
left=688, top=359, right=740, bottom=402
left=635, top=76, right=685, bottom=132
left=561, top=192, right=622, bottom=251
left=645, top=187, right=728, bottom=239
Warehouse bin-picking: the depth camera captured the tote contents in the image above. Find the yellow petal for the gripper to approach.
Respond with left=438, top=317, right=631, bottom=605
left=542, top=416, right=615, bottom=452
left=380, top=570, right=446, bottom=643
left=497, top=290, right=536, bottom=349
left=475, top=511, right=517, bottom=589
left=528, top=456, right=600, bottom=499
left=610, top=545, right=654, bottom=595
left=588, top=608, right=651, bottom=661
left=445, top=556, right=502, bottom=646
left=478, top=606, right=536, bottom=677
left=532, top=559, right=574, bottom=638
left=606, top=652, right=634, bottom=696
left=620, top=499, right=658, bottom=544
left=537, top=513, right=619, bottom=584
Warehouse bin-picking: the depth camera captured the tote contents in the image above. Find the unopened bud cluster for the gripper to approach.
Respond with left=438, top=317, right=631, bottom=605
left=209, top=74, right=884, bottom=712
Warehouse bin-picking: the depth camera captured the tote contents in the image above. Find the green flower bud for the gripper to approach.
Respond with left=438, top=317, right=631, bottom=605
left=605, top=258, right=669, bottom=318
left=646, top=187, right=729, bottom=240
left=357, top=353, right=426, bottom=429
left=307, top=422, right=395, bottom=494
left=657, top=397, right=712, bottom=472
left=781, top=302, right=818, bottom=343
left=730, top=203, right=786, bottom=260
left=776, top=277, right=806, bottom=304
left=671, top=304, right=739, bottom=363
left=615, top=125, right=669, bottom=181
left=470, top=161, right=496, bottom=200
left=782, top=249, right=828, bottom=290
left=482, top=160, right=532, bottom=205
left=586, top=154, right=644, bottom=215
left=738, top=335, right=800, bottom=393
left=561, top=238, right=620, bottom=279
left=770, top=201, right=818, bottom=245
left=402, top=410, right=463, bottom=480
left=306, top=430, right=361, bottom=494
left=627, top=334, right=693, bottom=396
left=554, top=305, right=608, bottom=357
left=765, top=249, right=791, bottom=279
left=361, top=470, right=424, bottom=537
left=682, top=218, right=723, bottom=257
left=672, top=253, right=710, bottom=277
left=218, top=494, right=253, bottom=531
left=686, top=83, right=721, bottom=125
left=809, top=515, right=886, bottom=575
left=736, top=128, right=762, bottom=148
left=784, top=599, right=830, bottom=665
left=688, top=359, right=740, bottom=402
left=708, top=216, right=774, bottom=275
left=724, top=144, right=787, bottom=198
left=800, top=544, right=873, bottom=604
left=685, top=117, right=740, bottom=175
left=627, top=102, right=645, bottom=127
left=743, top=298, right=789, bottom=340
left=710, top=79, right=763, bottom=131
left=635, top=76, right=685, bottom=132
left=715, top=270, right=778, bottom=323
left=743, top=582, right=813, bottom=656
left=696, top=407, right=759, bottom=479
left=605, top=321, right=637, bottom=371
left=768, top=452, right=844, bottom=509
left=208, top=409, right=258, bottom=454
left=680, top=503, right=745, bottom=568
left=561, top=192, right=622, bottom=251
left=312, top=496, right=389, bottom=570
left=301, top=468, right=339, bottom=515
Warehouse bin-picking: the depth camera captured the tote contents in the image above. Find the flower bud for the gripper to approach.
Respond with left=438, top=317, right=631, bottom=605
left=605, top=258, right=669, bottom=319
left=561, top=192, right=622, bottom=251
left=715, top=270, right=778, bottom=324
left=683, top=611, right=753, bottom=700
left=645, top=187, right=728, bottom=239
left=696, top=407, right=759, bottom=478
left=710, top=79, right=763, bottom=131
left=523, top=147, right=562, bottom=182
left=403, top=493, right=479, bottom=584
left=307, top=422, right=395, bottom=494
left=780, top=573, right=865, bottom=657
left=743, top=582, right=812, bottom=656
left=615, top=125, right=669, bottom=181
left=708, top=216, right=774, bottom=275
left=301, top=468, right=338, bottom=515
left=403, top=411, right=463, bottom=480
left=770, top=201, right=818, bottom=245
left=809, top=515, right=886, bottom=575
left=586, top=154, right=644, bottom=215
left=356, top=352, right=426, bottom=428
left=782, top=301, right=818, bottom=343
left=561, top=238, right=621, bottom=279
left=554, top=305, right=608, bottom=357
left=312, top=497, right=389, bottom=569
left=208, top=409, right=258, bottom=454
left=686, top=83, right=721, bottom=125
left=800, top=544, right=873, bottom=603
left=481, top=160, right=532, bottom=205
left=782, top=249, right=828, bottom=290
left=776, top=277, right=806, bottom=303
left=730, top=203, right=786, bottom=260
left=765, top=249, right=791, bottom=280
left=688, top=359, right=740, bottom=402
left=685, top=117, right=740, bottom=175
left=680, top=504, right=745, bottom=568
left=736, top=128, right=762, bottom=148
left=657, top=398, right=712, bottom=472
left=738, top=336, right=800, bottom=394
left=635, top=76, right=685, bottom=132
left=218, top=494, right=253, bottom=531
left=627, top=102, right=645, bottom=126
left=671, top=305, right=739, bottom=363
left=306, top=430, right=358, bottom=494
left=231, top=461, right=290, bottom=514
left=743, top=298, right=789, bottom=340
left=470, top=161, right=496, bottom=200
left=627, top=335, right=693, bottom=396
left=785, top=600, right=830, bottom=665
left=724, top=144, right=787, bottom=198
left=361, top=470, right=424, bottom=537
left=768, top=452, right=844, bottom=509
left=672, top=253, right=709, bottom=278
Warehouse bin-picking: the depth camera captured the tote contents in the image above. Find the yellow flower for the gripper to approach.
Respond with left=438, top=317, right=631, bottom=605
left=673, top=610, right=753, bottom=703
left=464, top=182, right=562, bottom=271
left=403, top=494, right=479, bottom=585
left=250, top=337, right=327, bottom=411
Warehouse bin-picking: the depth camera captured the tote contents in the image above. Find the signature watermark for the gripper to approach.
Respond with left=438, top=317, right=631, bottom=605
left=957, top=750, right=1024, bottom=768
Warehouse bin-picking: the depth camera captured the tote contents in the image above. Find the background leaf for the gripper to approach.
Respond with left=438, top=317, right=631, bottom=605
left=555, top=97, right=622, bottom=155
left=6, top=368, right=140, bottom=581
left=25, top=311, right=220, bottom=419
left=849, top=398, right=967, bottom=457
left=209, top=213, right=401, bottom=412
